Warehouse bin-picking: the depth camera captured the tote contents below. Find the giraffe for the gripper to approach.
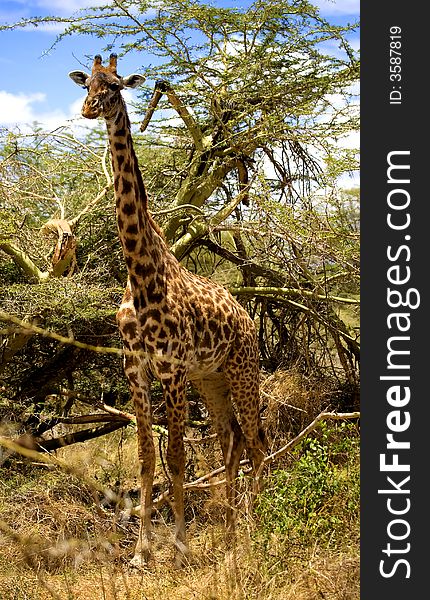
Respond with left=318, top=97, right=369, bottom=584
left=69, top=54, right=266, bottom=567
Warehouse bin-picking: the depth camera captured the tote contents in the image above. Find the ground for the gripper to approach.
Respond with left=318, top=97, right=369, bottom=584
left=0, top=371, right=360, bottom=599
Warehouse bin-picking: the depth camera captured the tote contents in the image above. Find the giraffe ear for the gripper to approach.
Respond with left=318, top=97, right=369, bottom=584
left=122, top=74, right=146, bottom=89
left=69, top=70, right=90, bottom=88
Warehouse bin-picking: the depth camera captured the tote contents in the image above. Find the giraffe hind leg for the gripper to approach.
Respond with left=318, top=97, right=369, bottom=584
left=224, top=359, right=266, bottom=495
left=192, top=372, right=246, bottom=534
left=122, top=352, right=155, bottom=568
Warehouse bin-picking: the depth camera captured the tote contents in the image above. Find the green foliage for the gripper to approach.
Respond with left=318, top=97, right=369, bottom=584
left=1, top=0, right=359, bottom=434
left=2, top=0, right=359, bottom=209
left=255, top=422, right=359, bottom=549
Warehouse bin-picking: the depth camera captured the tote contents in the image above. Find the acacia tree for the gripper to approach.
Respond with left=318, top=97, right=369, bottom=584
left=0, top=0, right=360, bottom=445
left=36, top=0, right=359, bottom=238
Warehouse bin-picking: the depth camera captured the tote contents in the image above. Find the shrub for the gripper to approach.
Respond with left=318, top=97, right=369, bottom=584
left=255, top=422, right=359, bottom=551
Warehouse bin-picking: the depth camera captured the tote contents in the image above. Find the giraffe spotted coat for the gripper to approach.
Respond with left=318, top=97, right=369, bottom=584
left=69, top=54, right=265, bottom=567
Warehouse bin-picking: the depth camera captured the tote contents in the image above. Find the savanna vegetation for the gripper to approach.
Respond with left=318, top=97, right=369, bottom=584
left=0, top=1, right=360, bottom=598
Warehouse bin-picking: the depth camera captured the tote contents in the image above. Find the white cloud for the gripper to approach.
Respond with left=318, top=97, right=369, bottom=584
left=0, top=87, right=143, bottom=134
left=0, top=90, right=46, bottom=124
left=36, top=0, right=91, bottom=8
left=0, top=89, right=81, bottom=131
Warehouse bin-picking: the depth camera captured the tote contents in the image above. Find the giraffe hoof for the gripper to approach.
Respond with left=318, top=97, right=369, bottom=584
left=173, top=552, right=191, bottom=570
left=173, top=541, right=191, bottom=569
left=129, top=551, right=151, bottom=571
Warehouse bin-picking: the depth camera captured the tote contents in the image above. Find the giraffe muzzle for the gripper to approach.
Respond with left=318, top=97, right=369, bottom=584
left=82, top=97, right=101, bottom=119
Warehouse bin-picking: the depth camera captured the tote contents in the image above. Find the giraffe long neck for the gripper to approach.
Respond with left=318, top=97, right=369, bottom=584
left=105, top=99, right=166, bottom=280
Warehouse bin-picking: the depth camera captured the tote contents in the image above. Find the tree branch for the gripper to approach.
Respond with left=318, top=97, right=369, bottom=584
left=229, top=286, right=360, bottom=305
left=164, top=157, right=237, bottom=241
left=35, top=421, right=128, bottom=452
left=0, top=241, right=48, bottom=281
left=196, top=238, right=286, bottom=285
left=263, top=411, right=360, bottom=465
left=141, top=80, right=204, bottom=150
left=169, top=186, right=250, bottom=258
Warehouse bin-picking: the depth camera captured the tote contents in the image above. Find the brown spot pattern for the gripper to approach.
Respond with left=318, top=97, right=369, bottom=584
left=81, top=63, right=265, bottom=564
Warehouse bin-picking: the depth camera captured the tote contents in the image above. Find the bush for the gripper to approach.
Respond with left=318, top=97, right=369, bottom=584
left=255, top=422, right=359, bottom=550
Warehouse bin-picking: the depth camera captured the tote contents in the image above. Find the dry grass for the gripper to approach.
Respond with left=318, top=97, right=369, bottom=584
left=0, top=372, right=359, bottom=599
left=0, top=475, right=359, bottom=599
left=261, top=369, right=334, bottom=447
left=0, top=521, right=359, bottom=600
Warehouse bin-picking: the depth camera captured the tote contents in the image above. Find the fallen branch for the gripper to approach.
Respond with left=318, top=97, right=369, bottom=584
left=35, top=421, right=128, bottom=451
left=263, top=410, right=360, bottom=465
left=73, top=392, right=135, bottom=423
left=49, top=413, right=126, bottom=425
left=62, top=390, right=213, bottom=442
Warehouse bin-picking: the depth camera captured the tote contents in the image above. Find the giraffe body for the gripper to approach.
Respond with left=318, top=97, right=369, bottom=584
left=69, top=55, right=265, bottom=566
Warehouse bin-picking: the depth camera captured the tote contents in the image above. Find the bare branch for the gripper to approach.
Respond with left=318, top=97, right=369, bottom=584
left=230, top=286, right=360, bottom=305
left=0, top=241, right=48, bottom=281
left=36, top=422, right=128, bottom=451
left=263, top=411, right=360, bottom=465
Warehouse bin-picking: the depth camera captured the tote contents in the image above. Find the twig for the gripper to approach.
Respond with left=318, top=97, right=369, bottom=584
left=0, top=311, right=188, bottom=366
left=74, top=393, right=135, bottom=423
left=152, top=204, right=206, bottom=217
left=230, top=286, right=360, bottom=305
left=184, top=432, right=218, bottom=444
left=263, top=411, right=360, bottom=465
left=69, top=183, right=113, bottom=229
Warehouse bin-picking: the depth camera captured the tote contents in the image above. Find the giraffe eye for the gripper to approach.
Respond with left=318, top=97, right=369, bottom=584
left=109, top=82, right=120, bottom=91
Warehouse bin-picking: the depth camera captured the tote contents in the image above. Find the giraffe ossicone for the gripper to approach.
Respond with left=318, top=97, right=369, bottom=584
left=69, top=54, right=266, bottom=568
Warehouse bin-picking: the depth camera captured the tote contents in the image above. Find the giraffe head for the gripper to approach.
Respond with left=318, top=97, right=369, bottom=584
left=69, top=54, right=145, bottom=120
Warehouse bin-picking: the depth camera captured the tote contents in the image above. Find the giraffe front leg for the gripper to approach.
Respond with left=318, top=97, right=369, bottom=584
left=131, top=417, right=155, bottom=569
left=122, top=354, right=155, bottom=568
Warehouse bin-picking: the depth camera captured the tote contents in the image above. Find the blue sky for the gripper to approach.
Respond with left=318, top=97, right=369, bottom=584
left=0, top=0, right=359, bottom=133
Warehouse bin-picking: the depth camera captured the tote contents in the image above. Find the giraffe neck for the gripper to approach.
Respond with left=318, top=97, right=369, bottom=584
left=105, top=99, right=167, bottom=281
